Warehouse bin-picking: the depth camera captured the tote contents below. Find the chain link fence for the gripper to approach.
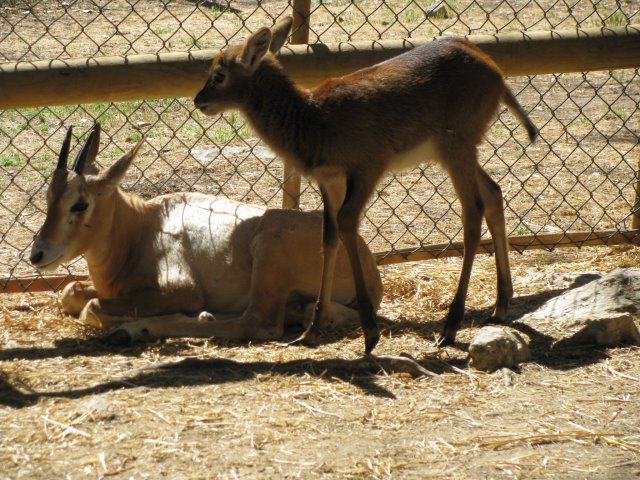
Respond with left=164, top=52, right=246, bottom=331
left=1, top=0, right=639, bottom=291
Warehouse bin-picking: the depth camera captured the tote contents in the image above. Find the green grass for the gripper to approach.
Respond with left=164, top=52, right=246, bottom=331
left=183, top=124, right=204, bottom=140
left=0, top=152, right=23, bottom=168
left=102, top=148, right=126, bottom=159
left=184, top=35, right=203, bottom=49
left=208, top=5, right=228, bottom=20
left=402, top=8, right=422, bottom=23
left=153, top=26, right=174, bottom=35
left=569, top=116, right=594, bottom=128
left=513, top=221, right=535, bottom=236
left=29, top=154, right=56, bottom=179
left=604, top=11, right=627, bottom=27
left=204, top=111, right=253, bottom=144
left=612, top=109, right=627, bottom=120
left=128, top=132, right=143, bottom=143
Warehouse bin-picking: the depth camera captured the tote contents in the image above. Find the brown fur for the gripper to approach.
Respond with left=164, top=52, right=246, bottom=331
left=194, top=17, right=538, bottom=352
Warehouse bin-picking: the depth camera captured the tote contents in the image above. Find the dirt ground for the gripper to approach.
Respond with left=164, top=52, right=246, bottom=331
left=1, top=1, right=639, bottom=478
left=1, top=246, right=639, bottom=479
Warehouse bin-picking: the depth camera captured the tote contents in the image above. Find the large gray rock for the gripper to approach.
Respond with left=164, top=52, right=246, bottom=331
left=469, top=326, right=531, bottom=372
left=520, top=268, right=640, bottom=348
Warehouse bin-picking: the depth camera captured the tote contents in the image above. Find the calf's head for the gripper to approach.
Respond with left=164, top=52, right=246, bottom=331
left=30, top=124, right=143, bottom=271
left=194, top=16, right=293, bottom=117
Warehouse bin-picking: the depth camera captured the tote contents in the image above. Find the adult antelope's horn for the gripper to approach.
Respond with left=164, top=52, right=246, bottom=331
left=72, top=123, right=101, bottom=174
left=56, top=126, right=73, bottom=171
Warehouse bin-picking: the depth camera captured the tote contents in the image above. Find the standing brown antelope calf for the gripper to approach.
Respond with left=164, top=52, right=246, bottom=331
left=29, top=124, right=382, bottom=344
left=194, top=17, right=537, bottom=353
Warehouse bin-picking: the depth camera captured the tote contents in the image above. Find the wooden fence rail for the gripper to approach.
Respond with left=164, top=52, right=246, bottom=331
left=1, top=25, right=638, bottom=110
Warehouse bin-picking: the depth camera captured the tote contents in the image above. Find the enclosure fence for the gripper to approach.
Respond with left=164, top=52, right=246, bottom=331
left=1, top=0, right=639, bottom=292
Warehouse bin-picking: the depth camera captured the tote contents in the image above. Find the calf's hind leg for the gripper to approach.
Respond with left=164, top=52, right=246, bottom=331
left=477, top=166, right=513, bottom=323
left=437, top=146, right=485, bottom=347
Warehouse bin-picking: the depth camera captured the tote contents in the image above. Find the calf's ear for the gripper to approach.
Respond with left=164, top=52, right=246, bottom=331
left=269, top=16, right=293, bottom=53
left=239, top=28, right=271, bottom=71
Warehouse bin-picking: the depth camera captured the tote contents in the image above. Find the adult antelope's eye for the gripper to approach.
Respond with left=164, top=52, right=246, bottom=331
left=70, top=200, right=88, bottom=213
left=214, top=71, right=226, bottom=84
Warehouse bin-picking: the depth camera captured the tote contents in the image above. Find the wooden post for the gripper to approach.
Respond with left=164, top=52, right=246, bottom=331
left=282, top=0, right=311, bottom=210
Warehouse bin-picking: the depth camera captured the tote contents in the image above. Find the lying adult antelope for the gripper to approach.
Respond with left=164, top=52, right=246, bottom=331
left=194, top=17, right=538, bottom=353
left=29, top=124, right=382, bottom=344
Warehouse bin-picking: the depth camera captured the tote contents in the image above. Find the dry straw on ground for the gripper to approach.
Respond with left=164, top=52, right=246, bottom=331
left=1, top=246, right=639, bottom=479
left=1, top=1, right=638, bottom=477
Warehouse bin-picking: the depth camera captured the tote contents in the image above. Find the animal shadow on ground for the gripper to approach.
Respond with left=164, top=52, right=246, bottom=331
left=0, top=351, right=441, bottom=408
left=0, top=319, right=454, bottom=408
left=0, top=274, right=612, bottom=408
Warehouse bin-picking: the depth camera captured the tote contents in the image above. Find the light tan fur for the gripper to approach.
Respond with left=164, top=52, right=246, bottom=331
left=30, top=124, right=382, bottom=344
left=194, top=17, right=538, bottom=352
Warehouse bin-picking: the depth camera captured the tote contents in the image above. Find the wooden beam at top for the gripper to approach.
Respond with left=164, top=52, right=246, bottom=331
left=0, top=25, right=638, bottom=110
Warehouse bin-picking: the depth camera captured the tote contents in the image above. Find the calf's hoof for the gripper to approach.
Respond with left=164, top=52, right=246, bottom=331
left=482, top=314, right=509, bottom=325
left=435, top=334, right=455, bottom=348
left=287, top=328, right=319, bottom=348
left=364, top=328, right=380, bottom=355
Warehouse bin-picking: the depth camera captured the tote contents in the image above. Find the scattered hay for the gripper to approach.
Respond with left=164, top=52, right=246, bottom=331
left=1, top=246, right=640, bottom=478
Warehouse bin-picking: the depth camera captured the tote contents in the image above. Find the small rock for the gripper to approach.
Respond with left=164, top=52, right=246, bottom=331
left=515, top=271, right=602, bottom=290
left=502, top=367, right=516, bottom=387
left=469, top=326, right=531, bottom=372
left=425, top=3, right=449, bottom=19
left=554, top=315, right=640, bottom=349
left=79, top=396, right=119, bottom=422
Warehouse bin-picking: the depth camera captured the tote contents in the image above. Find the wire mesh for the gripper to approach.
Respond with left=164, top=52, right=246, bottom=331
left=1, top=0, right=639, bottom=290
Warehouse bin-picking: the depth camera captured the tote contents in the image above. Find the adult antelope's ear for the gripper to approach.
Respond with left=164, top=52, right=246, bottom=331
left=269, top=16, right=293, bottom=53
left=57, top=126, right=73, bottom=171
left=239, top=27, right=271, bottom=70
left=72, top=123, right=101, bottom=175
left=94, top=137, right=144, bottom=193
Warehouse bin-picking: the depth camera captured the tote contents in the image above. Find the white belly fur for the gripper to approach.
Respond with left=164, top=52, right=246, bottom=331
left=389, top=139, right=440, bottom=171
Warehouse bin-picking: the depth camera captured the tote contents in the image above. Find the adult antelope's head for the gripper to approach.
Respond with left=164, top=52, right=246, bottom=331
left=193, top=16, right=293, bottom=117
left=30, top=124, right=143, bottom=271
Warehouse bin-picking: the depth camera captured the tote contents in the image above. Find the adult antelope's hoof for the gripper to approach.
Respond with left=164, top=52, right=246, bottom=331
left=102, top=329, right=133, bottom=346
